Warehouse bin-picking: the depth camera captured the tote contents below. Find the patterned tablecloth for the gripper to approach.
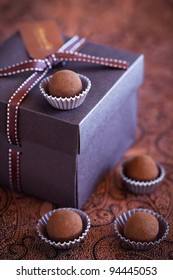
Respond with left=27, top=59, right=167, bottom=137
left=0, top=0, right=173, bottom=260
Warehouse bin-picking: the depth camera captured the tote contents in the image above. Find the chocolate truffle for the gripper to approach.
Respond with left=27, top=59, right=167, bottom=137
left=46, top=209, right=83, bottom=242
left=124, top=212, right=159, bottom=242
left=124, top=155, right=159, bottom=181
left=49, top=70, right=83, bottom=98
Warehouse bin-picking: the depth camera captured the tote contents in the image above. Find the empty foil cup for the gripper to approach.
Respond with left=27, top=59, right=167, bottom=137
left=39, top=73, right=91, bottom=110
left=37, top=207, right=91, bottom=249
left=114, top=208, right=169, bottom=250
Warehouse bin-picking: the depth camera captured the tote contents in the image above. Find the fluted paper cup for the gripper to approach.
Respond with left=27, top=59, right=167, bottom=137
left=37, top=207, right=91, bottom=249
left=120, top=162, right=165, bottom=194
left=39, top=73, right=91, bottom=110
left=114, top=208, right=169, bottom=250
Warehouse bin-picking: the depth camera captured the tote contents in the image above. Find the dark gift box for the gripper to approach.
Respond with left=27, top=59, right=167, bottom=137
left=0, top=33, right=144, bottom=208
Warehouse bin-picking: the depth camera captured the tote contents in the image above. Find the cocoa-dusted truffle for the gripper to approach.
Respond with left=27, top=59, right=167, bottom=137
left=124, top=155, right=159, bottom=181
left=49, top=70, right=83, bottom=98
left=124, top=212, right=159, bottom=242
left=46, top=209, right=83, bottom=242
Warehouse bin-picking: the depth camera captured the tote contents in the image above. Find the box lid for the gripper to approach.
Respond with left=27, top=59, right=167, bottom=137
left=0, top=33, right=144, bottom=155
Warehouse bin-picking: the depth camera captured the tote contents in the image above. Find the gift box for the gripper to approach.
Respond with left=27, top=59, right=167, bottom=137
left=0, top=32, right=144, bottom=208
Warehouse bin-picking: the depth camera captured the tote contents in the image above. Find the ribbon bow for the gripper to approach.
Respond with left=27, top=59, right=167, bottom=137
left=0, top=35, right=128, bottom=146
left=0, top=35, right=128, bottom=191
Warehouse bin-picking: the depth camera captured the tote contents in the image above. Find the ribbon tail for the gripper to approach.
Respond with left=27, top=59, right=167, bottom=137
left=57, top=51, right=129, bottom=69
left=8, top=148, right=21, bottom=192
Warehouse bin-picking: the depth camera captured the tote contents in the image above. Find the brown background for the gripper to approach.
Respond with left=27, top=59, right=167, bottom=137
left=0, top=0, right=173, bottom=259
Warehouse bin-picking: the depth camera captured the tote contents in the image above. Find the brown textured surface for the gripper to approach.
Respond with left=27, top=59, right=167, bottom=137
left=46, top=210, right=83, bottom=242
left=0, top=0, right=173, bottom=260
left=124, top=155, right=159, bottom=181
left=49, top=70, right=83, bottom=97
left=123, top=212, right=159, bottom=242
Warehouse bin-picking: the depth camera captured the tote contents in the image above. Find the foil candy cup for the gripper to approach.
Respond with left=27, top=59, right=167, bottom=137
left=120, top=162, right=165, bottom=194
left=114, top=208, right=169, bottom=250
left=39, top=73, right=91, bottom=110
left=37, top=207, right=91, bottom=249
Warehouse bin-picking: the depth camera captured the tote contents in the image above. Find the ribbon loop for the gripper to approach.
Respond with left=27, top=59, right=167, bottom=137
left=0, top=59, right=47, bottom=76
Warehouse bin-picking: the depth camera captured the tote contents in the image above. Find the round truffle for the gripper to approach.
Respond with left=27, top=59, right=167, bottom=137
left=124, top=155, right=159, bottom=181
left=49, top=70, right=83, bottom=98
left=123, top=212, right=159, bottom=242
left=46, top=209, right=83, bottom=242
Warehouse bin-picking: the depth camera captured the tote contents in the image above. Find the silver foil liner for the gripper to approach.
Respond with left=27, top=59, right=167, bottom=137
left=114, top=208, right=169, bottom=250
left=37, top=207, right=91, bottom=249
left=120, top=162, right=165, bottom=194
left=39, top=73, right=91, bottom=110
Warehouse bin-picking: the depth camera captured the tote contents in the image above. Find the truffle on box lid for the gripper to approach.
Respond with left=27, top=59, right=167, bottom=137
left=0, top=26, right=144, bottom=208
left=40, top=69, right=92, bottom=110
